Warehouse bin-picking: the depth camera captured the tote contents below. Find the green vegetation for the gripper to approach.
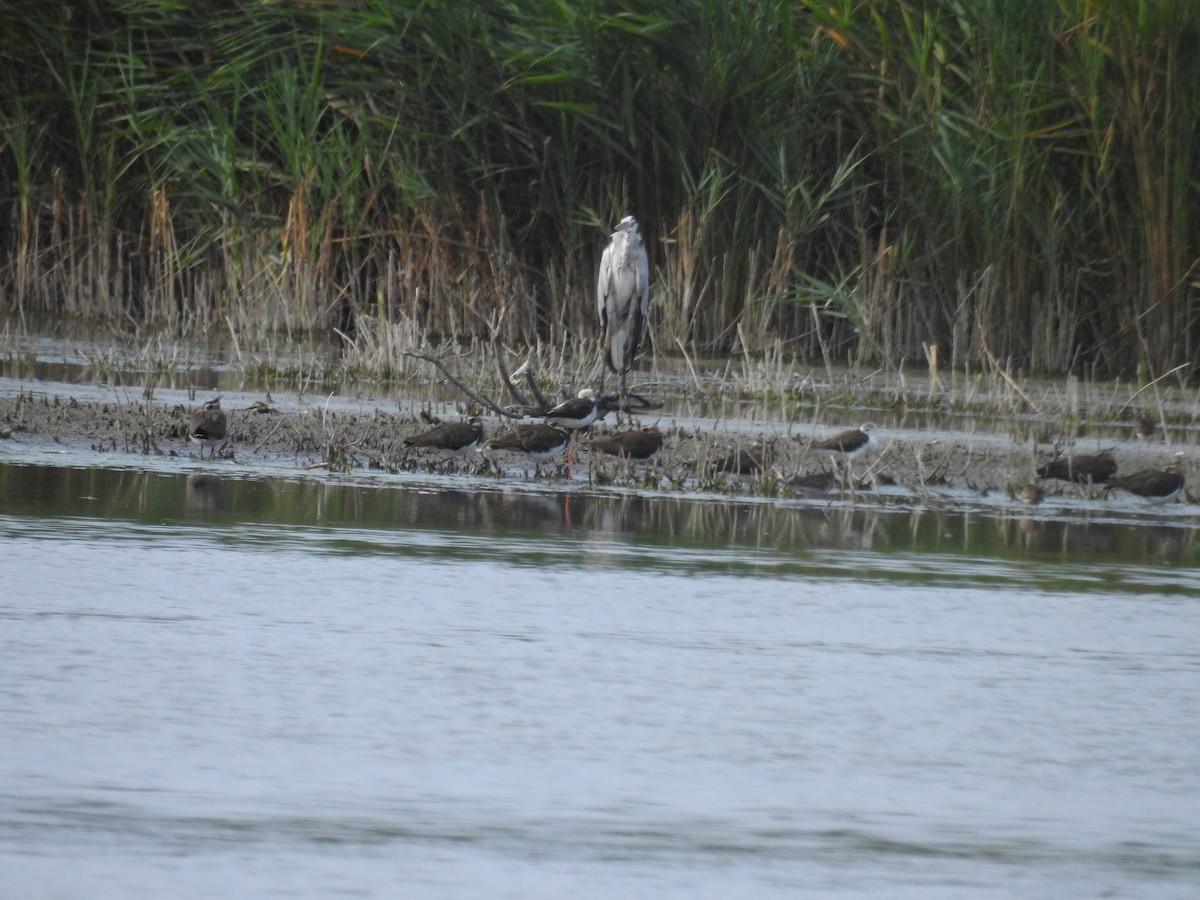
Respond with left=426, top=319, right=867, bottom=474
left=1, top=0, right=1197, bottom=378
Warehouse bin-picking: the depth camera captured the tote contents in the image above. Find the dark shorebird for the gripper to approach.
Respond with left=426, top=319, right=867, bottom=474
left=189, top=398, right=227, bottom=459
left=1103, top=464, right=1185, bottom=504
left=590, top=425, right=663, bottom=460
left=1035, top=452, right=1117, bottom=484
left=811, top=423, right=879, bottom=460
left=789, top=470, right=837, bottom=493
left=714, top=441, right=773, bottom=475
left=403, top=418, right=484, bottom=457
left=1134, top=412, right=1156, bottom=440
left=486, top=424, right=570, bottom=474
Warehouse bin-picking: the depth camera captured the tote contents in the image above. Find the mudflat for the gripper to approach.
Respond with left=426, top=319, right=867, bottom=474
left=0, top=384, right=1191, bottom=502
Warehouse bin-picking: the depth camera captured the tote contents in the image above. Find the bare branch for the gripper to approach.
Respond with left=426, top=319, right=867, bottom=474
left=404, top=350, right=514, bottom=417
left=409, top=349, right=660, bottom=421
left=597, top=391, right=662, bottom=415
left=496, top=355, right=529, bottom=406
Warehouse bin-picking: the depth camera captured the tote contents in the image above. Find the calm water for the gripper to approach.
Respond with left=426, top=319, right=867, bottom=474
left=2, top=460, right=1199, bottom=898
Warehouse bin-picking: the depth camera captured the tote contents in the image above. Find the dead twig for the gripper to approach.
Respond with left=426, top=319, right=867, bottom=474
left=980, top=339, right=1039, bottom=413
left=406, top=350, right=518, bottom=417
left=1115, top=362, right=1188, bottom=417
left=412, top=348, right=661, bottom=421
left=501, top=357, right=552, bottom=413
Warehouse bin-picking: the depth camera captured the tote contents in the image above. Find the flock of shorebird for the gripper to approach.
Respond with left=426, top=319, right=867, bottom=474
left=184, top=213, right=1186, bottom=505
left=186, top=390, right=880, bottom=480
left=189, top=391, right=1187, bottom=506
left=1026, top=451, right=1186, bottom=505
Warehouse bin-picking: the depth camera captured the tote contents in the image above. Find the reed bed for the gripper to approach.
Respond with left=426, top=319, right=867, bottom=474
left=1, top=0, right=1198, bottom=380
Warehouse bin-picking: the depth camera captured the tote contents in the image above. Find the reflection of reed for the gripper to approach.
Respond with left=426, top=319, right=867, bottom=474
left=477, top=491, right=564, bottom=531
left=113, top=471, right=154, bottom=515
left=819, top=503, right=888, bottom=550
left=994, top=513, right=1196, bottom=561
left=904, top=504, right=971, bottom=553
left=567, top=492, right=893, bottom=552
left=1134, top=524, right=1197, bottom=561
left=185, top=473, right=224, bottom=511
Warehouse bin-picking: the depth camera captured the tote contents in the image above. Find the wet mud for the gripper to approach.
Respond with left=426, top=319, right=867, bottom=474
left=0, top=388, right=1192, bottom=504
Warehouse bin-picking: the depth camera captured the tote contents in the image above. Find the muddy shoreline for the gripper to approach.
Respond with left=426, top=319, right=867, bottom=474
left=1, top=385, right=1193, bottom=504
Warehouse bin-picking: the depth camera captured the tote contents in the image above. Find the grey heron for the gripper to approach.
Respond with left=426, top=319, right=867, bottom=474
left=597, top=214, right=650, bottom=400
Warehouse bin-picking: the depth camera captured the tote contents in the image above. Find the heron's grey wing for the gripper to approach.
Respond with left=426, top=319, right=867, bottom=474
left=632, top=231, right=650, bottom=317
left=597, top=239, right=614, bottom=332
left=607, top=232, right=638, bottom=317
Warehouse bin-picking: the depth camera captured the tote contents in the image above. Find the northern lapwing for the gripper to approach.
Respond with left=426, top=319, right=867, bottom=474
left=1103, top=464, right=1185, bottom=504
left=789, top=470, right=837, bottom=493
left=1035, top=452, right=1117, bottom=484
left=486, top=424, right=570, bottom=475
left=1134, top=412, right=1156, bottom=440
left=189, top=398, right=227, bottom=459
left=403, top=417, right=484, bottom=457
left=590, top=424, right=663, bottom=460
left=714, top=441, right=773, bottom=475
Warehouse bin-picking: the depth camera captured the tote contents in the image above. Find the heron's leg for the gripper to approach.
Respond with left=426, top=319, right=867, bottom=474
left=596, top=339, right=607, bottom=397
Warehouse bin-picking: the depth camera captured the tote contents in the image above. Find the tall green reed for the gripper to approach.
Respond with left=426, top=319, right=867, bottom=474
left=0, top=0, right=1197, bottom=379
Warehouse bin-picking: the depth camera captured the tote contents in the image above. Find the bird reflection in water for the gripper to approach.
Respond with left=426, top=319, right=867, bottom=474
left=186, top=473, right=224, bottom=511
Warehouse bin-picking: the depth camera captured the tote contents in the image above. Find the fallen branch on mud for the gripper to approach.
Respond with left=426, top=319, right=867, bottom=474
left=405, top=349, right=662, bottom=418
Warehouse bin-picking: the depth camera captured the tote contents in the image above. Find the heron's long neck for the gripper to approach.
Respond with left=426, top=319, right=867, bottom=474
left=615, top=233, right=637, bottom=270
